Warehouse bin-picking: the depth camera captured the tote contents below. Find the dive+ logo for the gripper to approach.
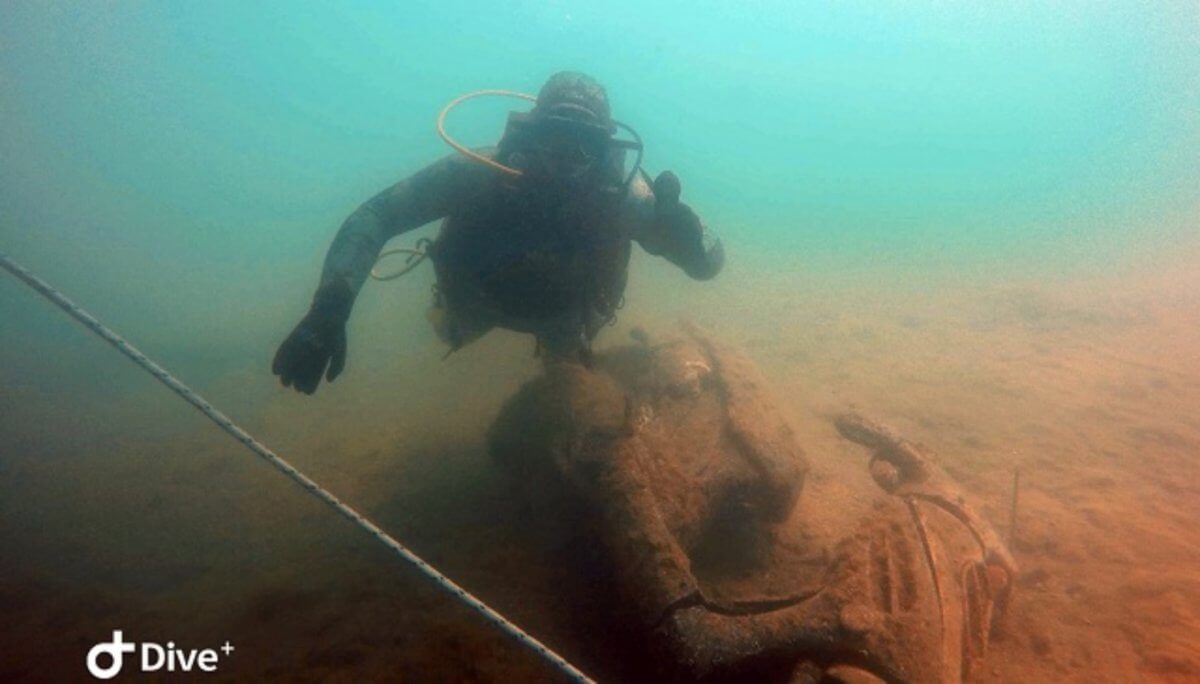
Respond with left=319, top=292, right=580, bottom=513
left=86, top=630, right=234, bottom=679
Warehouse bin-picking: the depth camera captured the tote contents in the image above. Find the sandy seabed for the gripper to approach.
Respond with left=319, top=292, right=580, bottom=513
left=1, top=246, right=1198, bottom=682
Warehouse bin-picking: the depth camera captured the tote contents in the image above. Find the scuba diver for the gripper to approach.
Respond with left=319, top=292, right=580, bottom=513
left=273, top=71, right=725, bottom=394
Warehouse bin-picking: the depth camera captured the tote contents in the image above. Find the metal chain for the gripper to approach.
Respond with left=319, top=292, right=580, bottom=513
left=0, top=253, right=594, bottom=684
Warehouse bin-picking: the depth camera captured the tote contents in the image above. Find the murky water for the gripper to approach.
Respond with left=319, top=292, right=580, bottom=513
left=2, top=2, right=1199, bottom=681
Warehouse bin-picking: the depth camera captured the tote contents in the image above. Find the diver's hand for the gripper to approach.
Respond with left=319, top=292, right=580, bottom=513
left=653, top=171, right=702, bottom=243
left=272, top=283, right=352, bottom=394
left=652, top=171, right=724, bottom=280
left=653, top=170, right=683, bottom=214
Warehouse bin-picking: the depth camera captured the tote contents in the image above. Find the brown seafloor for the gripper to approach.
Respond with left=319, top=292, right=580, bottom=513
left=1, top=255, right=1199, bottom=682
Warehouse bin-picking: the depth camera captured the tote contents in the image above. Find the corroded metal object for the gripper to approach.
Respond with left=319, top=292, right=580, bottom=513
left=489, top=325, right=1015, bottom=682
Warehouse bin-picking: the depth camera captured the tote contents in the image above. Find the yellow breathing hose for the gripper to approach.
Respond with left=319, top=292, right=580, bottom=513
left=370, top=90, right=537, bottom=282
left=436, top=89, right=537, bottom=178
left=370, top=246, right=428, bottom=281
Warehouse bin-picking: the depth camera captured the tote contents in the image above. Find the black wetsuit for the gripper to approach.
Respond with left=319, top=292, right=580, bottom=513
left=318, top=147, right=724, bottom=359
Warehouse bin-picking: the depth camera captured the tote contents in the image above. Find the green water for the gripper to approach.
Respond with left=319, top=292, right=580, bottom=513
left=1, top=2, right=1198, bottom=681
left=3, top=2, right=1197, bottom=359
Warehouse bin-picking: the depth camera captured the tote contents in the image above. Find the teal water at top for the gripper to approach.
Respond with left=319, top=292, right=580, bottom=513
left=1, top=1, right=1197, bottom=370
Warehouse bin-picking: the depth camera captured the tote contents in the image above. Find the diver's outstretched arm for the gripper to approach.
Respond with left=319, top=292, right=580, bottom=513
left=318, top=152, right=489, bottom=298
left=273, top=152, right=487, bottom=394
left=631, top=171, right=725, bottom=281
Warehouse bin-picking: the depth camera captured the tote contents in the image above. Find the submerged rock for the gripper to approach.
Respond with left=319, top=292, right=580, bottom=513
left=489, top=324, right=1015, bottom=682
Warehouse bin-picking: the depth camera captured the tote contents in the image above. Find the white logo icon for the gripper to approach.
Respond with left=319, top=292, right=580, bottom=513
left=86, top=630, right=136, bottom=680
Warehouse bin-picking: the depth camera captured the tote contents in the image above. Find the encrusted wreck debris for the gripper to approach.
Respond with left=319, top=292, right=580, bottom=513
left=490, top=325, right=1015, bottom=682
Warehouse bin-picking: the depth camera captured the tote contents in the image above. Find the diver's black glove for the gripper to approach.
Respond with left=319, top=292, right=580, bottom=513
left=653, top=171, right=724, bottom=280
left=272, top=281, right=352, bottom=394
